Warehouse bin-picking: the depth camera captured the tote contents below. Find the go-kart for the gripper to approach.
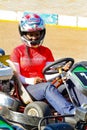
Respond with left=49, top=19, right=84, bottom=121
left=0, top=56, right=75, bottom=114
left=0, top=54, right=75, bottom=129
left=0, top=49, right=87, bottom=129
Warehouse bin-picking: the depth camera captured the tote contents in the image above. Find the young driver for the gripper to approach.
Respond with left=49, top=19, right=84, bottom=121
left=10, top=12, right=75, bottom=115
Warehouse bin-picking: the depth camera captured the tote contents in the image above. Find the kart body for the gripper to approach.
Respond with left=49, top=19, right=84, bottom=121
left=70, top=61, right=87, bottom=97
left=0, top=49, right=87, bottom=129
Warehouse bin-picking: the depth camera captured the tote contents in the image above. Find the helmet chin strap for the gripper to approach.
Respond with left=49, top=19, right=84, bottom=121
left=21, top=36, right=32, bottom=47
left=21, top=36, right=43, bottom=47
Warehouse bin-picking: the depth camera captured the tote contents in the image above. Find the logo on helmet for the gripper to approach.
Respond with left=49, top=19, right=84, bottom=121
left=28, top=17, right=40, bottom=24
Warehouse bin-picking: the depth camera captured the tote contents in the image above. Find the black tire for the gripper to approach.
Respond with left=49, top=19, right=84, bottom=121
left=24, top=101, right=51, bottom=117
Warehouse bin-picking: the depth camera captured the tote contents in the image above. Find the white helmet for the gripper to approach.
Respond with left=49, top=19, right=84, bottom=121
left=19, top=12, right=46, bottom=47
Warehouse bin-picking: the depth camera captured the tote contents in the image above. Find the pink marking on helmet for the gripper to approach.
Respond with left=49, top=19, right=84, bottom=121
left=25, top=14, right=30, bottom=19
left=34, top=14, right=40, bottom=18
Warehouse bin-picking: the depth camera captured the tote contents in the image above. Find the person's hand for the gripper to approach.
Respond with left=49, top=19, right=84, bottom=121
left=62, top=61, right=72, bottom=71
left=34, top=77, right=45, bottom=84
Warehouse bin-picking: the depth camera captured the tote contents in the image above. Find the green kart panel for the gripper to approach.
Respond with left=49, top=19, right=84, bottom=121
left=71, top=63, right=87, bottom=96
left=0, top=116, right=14, bottom=130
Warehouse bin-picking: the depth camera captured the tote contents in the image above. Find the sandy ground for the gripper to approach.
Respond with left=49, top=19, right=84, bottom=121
left=0, top=21, right=87, bottom=62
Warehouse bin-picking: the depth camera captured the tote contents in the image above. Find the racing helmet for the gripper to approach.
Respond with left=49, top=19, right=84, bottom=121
left=19, top=12, right=46, bottom=47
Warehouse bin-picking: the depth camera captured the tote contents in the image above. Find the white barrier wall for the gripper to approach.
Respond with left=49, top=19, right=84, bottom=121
left=58, top=15, right=77, bottom=26
left=0, top=10, right=17, bottom=21
left=0, top=10, right=87, bottom=28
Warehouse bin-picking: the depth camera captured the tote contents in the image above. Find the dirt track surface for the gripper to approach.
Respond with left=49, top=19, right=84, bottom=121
left=0, top=21, right=87, bottom=62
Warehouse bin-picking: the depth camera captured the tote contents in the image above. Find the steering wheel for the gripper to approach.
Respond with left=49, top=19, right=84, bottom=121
left=43, top=57, right=75, bottom=103
left=43, top=57, right=74, bottom=75
left=43, top=58, right=74, bottom=88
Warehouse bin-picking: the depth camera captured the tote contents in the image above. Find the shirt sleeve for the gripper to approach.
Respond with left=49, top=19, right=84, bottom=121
left=19, top=74, right=35, bottom=85
left=10, top=62, right=35, bottom=85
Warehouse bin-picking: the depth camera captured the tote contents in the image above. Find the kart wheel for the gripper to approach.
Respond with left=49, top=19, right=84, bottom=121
left=24, top=101, right=51, bottom=117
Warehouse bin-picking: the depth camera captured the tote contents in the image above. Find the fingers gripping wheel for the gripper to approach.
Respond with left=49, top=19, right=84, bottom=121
left=43, top=58, right=74, bottom=75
